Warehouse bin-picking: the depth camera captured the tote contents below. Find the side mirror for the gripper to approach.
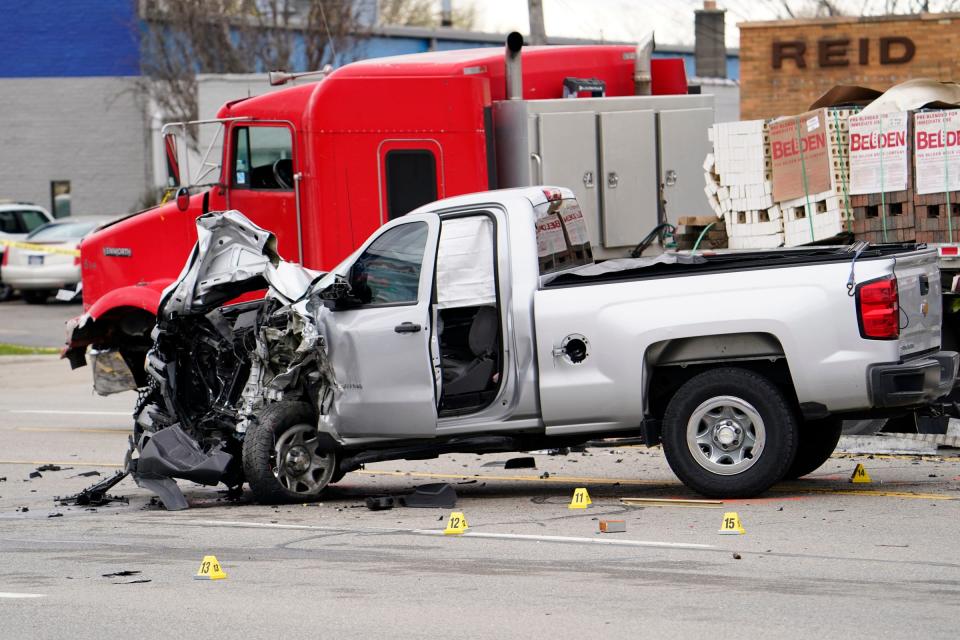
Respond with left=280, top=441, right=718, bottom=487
left=318, top=274, right=360, bottom=310
left=175, top=187, right=190, bottom=212
left=163, top=132, right=181, bottom=188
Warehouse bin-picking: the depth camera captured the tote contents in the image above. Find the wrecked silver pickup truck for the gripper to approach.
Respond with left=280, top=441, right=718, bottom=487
left=92, top=186, right=956, bottom=508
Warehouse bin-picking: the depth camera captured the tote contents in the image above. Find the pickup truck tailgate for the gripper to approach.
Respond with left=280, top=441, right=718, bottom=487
left=895, top=249, right=941, bottom=357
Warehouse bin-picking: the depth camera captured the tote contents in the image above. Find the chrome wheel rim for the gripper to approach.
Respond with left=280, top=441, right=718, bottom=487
left=272, top=423, right=335, bottom=495
left=686, top=395, right=765, bottom=476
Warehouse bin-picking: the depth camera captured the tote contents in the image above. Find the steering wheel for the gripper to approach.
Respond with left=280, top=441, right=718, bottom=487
left=272, top=159, right=293, bottom=190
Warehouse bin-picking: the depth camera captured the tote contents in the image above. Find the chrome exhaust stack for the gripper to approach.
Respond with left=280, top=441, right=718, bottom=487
left=634, top=32, right=655, bottom=96
left=505, top=31, right=524, bottom=100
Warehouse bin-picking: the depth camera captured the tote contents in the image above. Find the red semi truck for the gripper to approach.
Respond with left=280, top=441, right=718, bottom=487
left=65, top=34, right=715, bottom=383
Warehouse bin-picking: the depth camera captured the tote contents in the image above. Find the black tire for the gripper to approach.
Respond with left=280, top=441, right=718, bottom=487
left=22, top=290, right=50, bottom=304
left=0, top=282, right=13, bottom=302
left=242, top=401, right=336, bottom=504
left=784, top=417, right=843, bottom=479
left=661, top=367, right=799, bottom=498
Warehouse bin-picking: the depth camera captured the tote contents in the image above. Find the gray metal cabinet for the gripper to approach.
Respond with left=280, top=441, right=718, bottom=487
left=658, top=107, right=714, bottom=221
left=493, top=94, right=714, bottom=259
left=599, top=110, right=657, bottom=248
left=537, top=112, right=601, bottom=250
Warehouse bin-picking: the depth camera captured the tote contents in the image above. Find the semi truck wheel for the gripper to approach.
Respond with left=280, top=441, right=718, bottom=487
left=784, top=417, right=843, bottom=480
left=243, top=401, right=337, bottom=504
left=661, top=367, right=798, bottom=498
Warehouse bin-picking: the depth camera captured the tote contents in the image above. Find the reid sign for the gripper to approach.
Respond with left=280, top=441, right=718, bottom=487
left=772, top=36, right=915, bottom=69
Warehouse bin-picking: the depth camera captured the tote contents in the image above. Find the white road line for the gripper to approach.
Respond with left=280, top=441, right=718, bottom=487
left=183, top=519, right=718, bottom=551
left=8, top=410, right=129, bottom=416
left=0, top=592, right=45, bottom=599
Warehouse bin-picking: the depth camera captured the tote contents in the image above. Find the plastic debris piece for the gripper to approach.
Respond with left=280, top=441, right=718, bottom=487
left=102, top=570, right=141, bottom=578
left=29, top=472, right=42, bottom=479
left=36, top=465, right=64, bottom=472
left=504, top=457, right=536, bottom=469
left=365, top=496, right=395, bottom=511
left=57, top=470, right=129, bottom=507
left=399, top=483, right=457, bottom=508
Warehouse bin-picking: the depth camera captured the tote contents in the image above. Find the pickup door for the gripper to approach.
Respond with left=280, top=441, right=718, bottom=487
left=323, top=216, right=441, bottom=438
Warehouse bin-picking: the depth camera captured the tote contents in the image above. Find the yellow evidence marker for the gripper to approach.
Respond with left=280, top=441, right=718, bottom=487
left=568, top=487, right=592, bottom=509
left=850, top=463, right=872, bottom=484
left=444, top=512, right=469, bottom=535
left=718, top=512, right=746, bottom=535
left=194, top=555, right=227, bottom=580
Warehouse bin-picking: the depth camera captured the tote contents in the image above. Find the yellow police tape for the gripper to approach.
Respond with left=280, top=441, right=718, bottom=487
left=0, top=238, right=80, bottom=257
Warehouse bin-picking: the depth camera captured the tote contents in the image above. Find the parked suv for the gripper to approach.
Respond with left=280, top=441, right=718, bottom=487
left=0, top=203, right=54, bottom=301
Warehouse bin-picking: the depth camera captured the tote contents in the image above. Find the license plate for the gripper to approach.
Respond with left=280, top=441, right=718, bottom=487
left=28, top=255, right=44, bottom=265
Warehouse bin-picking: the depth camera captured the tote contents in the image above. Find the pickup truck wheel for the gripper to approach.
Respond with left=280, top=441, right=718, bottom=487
left=784, top=417, right=843, bottom=479
left=662, top=367, right=798, bottom=498
left=243, top=401, right=336, bottom=504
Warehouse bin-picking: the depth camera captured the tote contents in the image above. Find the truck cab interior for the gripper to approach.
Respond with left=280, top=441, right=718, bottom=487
left=434, top=214, right=502, bottom=416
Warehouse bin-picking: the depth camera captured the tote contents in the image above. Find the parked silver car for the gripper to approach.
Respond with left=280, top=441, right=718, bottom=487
left=0, top=203, right=53, bottom=301
left=2, top=217, right=106, bottom=304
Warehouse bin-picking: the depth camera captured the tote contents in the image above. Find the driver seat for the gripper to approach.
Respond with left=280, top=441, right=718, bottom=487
left=442, top=306, right=498, bottom=396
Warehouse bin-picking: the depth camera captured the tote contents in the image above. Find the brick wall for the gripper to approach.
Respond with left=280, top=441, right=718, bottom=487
left=740, top=13, right=960, bottom=120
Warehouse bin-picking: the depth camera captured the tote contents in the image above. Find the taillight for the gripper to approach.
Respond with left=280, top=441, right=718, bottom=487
left=856, top=276, right=899, bottom=340
left=1, top=250, right=7, bottom=267
left=73, top=255, right=81, bottom=266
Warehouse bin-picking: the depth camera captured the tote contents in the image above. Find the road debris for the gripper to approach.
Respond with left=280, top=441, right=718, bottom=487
left=599, top=520, right=626, bottom=533
left=47, top=513, right=63, bottom=518
left=732, top=553, right=742, bottom=560
left=36, top=464, right=66, bottom=472
left=71, top=471, right=102, bottom=478
left=28, top=471, right=41, bottom=479
left=102, top=570, right=141, bottom=578
left=399, top=483, right=457, bottom=508
left=365, top=496, right=395, bottom=511
left=57, top=470, right=129, bottom=507
left=504, top=457, right=536, bottom=469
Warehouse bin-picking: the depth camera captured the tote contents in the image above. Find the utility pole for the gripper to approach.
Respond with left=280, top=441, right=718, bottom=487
left=528, top=0, right=546, bottom=45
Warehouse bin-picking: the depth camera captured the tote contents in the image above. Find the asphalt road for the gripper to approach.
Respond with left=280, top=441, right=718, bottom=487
left=1, top=356, right=959, bottom=638
left=0, top=298, right=79, bottom=348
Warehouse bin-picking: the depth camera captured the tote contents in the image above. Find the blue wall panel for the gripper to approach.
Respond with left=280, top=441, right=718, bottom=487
left=0, top=0, right=140, bottom=77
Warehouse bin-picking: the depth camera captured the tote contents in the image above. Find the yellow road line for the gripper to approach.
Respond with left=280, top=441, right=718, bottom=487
left=356, top=470, right=955, bottom=500
left=14, top=427, right=128, bottom=434
left=0, top=459, right=123, bottom=468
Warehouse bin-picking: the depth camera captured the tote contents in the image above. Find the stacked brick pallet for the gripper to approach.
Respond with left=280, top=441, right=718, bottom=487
left=848, top=111, right=915, bottom=244
left=704, top=119, right=783, bottom=249
left=911, top=110, right=960, bottom=244
left=704, top=103, right=960, bottom=249
left=770, top=108, right=856, bottom=247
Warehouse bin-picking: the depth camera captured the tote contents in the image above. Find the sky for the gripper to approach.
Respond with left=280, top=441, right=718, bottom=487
left=468, top=1, right=960, bottom=48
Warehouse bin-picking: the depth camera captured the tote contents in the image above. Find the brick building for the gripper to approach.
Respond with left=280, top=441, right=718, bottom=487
left=739, top=13, right=960, bottom=120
